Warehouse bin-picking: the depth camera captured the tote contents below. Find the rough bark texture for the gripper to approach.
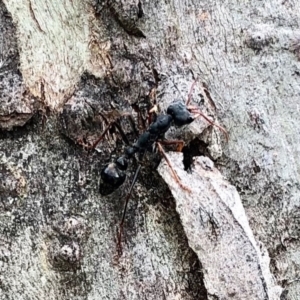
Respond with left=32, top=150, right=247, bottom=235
left=0, top=0, right=300, bottom=299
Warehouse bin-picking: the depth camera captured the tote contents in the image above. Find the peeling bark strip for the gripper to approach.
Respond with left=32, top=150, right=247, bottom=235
left=158, top=154, right=282, bottom=300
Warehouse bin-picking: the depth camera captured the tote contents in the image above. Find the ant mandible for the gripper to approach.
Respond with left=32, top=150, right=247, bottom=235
left=99, top=79, right=228, bottom=254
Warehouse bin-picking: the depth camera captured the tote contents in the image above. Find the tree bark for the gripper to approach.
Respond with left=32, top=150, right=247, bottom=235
left=1, top=0, right=299, bottom=299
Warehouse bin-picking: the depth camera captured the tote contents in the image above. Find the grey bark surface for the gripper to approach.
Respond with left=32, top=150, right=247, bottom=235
left=0, top=0, right=299, bottom=299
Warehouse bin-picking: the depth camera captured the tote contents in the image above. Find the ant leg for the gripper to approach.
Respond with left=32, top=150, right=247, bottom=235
left=187, top=106, right=229, bottom=141
left=84, top=121, right=125, bottom=149
left=117, top=164, right=142, bottom=255
left=114, top=120, right=130, bottom=145
left=132, top=103, right=147, bottom=131
left=159, top=139, right=185, bottom=152
left=148, top=105, right=158, bottom=125
left=184, top=80, right=229, bottom=141
left=78, top=111, right=115, bottom=149
left=91, top=111, right=138, bottom=149
left=156, top=142, right=191, bottom=193
left=186, top=79, right=198, bottom=106
left=148, top=86, right=158, bottom=125
left=89, top=121, right=115, bottom=149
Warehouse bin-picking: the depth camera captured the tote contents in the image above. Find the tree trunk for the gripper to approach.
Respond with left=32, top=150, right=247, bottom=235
left=1, top=0, right=299, bottom=299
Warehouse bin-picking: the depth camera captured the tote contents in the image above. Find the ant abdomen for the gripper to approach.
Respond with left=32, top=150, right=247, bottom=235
left=100, top=162, right=127, bottom=196
left=116, top=156, right=128, bottom=171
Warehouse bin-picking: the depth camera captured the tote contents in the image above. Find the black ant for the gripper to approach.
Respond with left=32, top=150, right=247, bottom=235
left=98, top=80, right=228, bottom=254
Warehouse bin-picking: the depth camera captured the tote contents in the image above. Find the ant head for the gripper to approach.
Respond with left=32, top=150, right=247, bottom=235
left=167, top=101, right=194, bottom=127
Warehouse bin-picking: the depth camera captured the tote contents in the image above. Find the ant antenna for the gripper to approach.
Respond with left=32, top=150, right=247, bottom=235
left=185, top=78, right=229, bottom=141
left=117, top=163, right=142, bottom=254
